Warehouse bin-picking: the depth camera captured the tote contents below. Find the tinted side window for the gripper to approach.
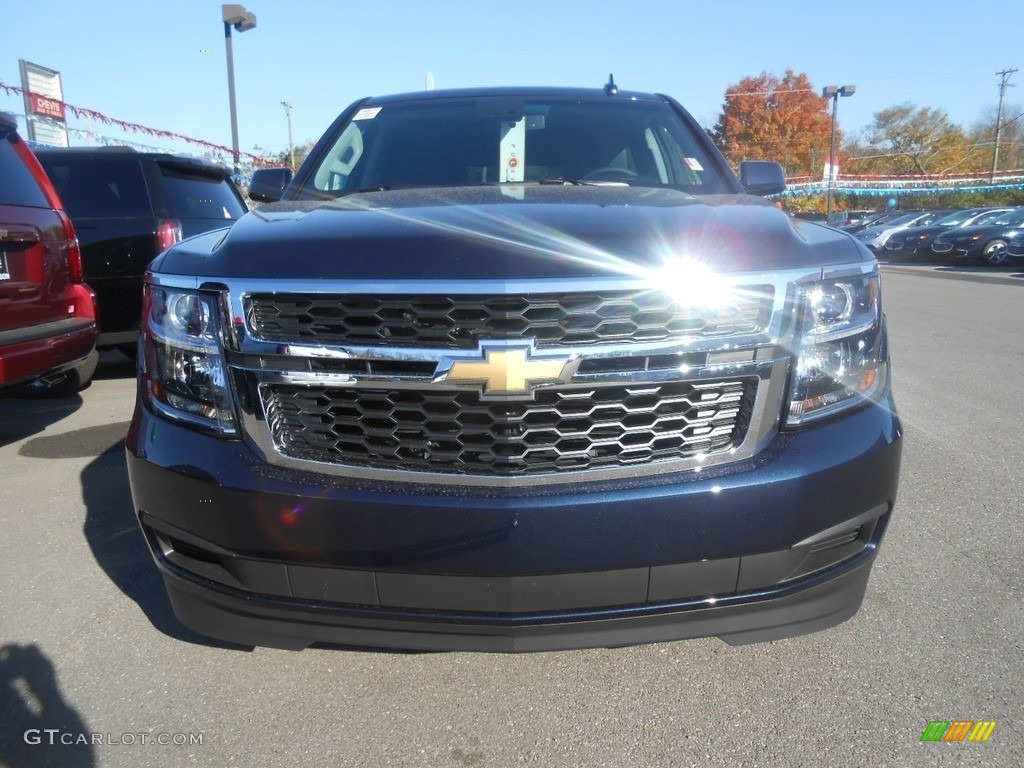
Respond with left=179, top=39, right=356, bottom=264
left=158, top=167, right=245, bottom=220
left=39, top=157, right=151, bottom=218
left=0, top=137, right=49, bottom=207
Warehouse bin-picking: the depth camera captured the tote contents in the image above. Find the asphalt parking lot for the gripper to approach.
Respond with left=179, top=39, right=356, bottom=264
left=1, top=263, right=1022, bottom=768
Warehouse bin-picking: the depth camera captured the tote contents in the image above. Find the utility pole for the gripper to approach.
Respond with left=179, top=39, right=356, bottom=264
left=992, top=68, right=1017, bottom=178
left=281, top=101, right=294, bottom=169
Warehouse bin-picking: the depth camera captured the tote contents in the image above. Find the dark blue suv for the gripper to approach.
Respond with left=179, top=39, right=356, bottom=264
left=125, top=86, right=902, bottom=651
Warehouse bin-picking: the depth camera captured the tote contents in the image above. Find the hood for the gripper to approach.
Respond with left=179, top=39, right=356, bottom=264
left=888, top=223, right=951, bottom=242
left=856, top=223, right=894, bottom=238
left=153, top=186, right=869, bottom=280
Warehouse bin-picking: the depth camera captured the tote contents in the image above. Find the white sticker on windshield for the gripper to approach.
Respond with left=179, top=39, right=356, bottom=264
left=353, top=107, right=382, bottom=121
left=500, top=118, right=526, bottom=183
left=684, top=157, right=704, bottom=171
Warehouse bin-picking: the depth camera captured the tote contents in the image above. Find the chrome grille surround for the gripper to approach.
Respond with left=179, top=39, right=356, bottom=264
left=155, top=268, right=875, bottom=487
left=262, top=378, right=755, bottom=476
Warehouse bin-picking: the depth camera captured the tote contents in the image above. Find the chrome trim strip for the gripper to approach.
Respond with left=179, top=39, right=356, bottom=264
left=229, top=336, right=779, bottom=365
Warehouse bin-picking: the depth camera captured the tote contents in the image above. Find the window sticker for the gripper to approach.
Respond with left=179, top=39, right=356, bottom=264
left=499, top=118, right=526, bottom=183
left=684, top=157, right=704, bottom=171
left=352, top=107, right=382, bottom=121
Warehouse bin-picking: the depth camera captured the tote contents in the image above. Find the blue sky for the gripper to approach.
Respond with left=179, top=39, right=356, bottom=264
left=2, top=0, right=1022, bottom=163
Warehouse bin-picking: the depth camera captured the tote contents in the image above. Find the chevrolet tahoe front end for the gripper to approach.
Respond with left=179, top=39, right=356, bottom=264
left=125, top=87, right=901, bottom=651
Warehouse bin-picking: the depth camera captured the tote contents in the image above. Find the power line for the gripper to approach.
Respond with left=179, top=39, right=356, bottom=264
left=724, top=88, right=817, bottom=98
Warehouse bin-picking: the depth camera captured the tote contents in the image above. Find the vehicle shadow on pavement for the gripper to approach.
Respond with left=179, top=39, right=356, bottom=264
left=0, top=353, right=133, bottom=449
left=19, top=422, right=248, bottom=650
left=0, top=396, right=81, bottom=448
left=0, top=642, right=95, bottom=768
left=91, top=349, right=137, bottom=381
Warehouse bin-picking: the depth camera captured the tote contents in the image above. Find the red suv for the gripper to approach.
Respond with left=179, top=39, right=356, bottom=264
left=0, top=113, right=98, bottom=395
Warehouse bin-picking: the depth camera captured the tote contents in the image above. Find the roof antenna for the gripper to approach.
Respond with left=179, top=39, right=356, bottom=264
left=604, top=74, right=618, bottom=96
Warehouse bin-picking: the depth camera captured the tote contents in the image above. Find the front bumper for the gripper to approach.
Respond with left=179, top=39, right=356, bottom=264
left=126, top=385, right=902, bottom=651
left=928, top=242, right=971, bottom=260
left=883, top=240, right=928, bottom=258
left=855, top=238, right=884, bottom=253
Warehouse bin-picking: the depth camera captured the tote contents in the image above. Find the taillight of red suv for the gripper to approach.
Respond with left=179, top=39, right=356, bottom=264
left=9, top=130, right=95, bottom=321
left=55, top=209, right=85, bottom=281
left=157, top=219, right=183, bottom=253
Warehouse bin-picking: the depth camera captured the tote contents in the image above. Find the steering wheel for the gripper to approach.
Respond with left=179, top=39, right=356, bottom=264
left=582, top=167, right=639, bottom=182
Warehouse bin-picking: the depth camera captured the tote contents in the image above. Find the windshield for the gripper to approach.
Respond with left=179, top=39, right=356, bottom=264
left=988, top=209, right=1024, bottom=226
left=304, top=96, right=730, bottom=197
left=883, top=213, right=919, bottom=227
left=969, top=210, right=1010, bottom=226
left=936, top=210, right=982, bottom=226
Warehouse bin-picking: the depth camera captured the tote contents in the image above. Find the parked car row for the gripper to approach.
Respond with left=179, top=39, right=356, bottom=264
left=853, top=209, right=953, bottom=252
left=795, top=205, right=1024, bottom=266
left=1, top=112, right=244, bottom=396
left=882, top=206, right=1023, bottom=266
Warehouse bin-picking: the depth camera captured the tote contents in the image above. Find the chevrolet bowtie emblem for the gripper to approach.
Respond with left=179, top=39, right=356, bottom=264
left=441, top=346, right=577, bottom=398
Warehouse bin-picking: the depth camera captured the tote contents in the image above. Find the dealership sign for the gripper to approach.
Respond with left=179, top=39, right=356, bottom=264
left=18, top=59, right=68, bottom=147
left=28, top=92, right=66, bottom=121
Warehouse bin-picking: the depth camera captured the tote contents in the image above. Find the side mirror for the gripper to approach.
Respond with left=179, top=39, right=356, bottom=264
left=739, top=161, right=786, bottom=197
left=249, top=168, right=293, bottom=203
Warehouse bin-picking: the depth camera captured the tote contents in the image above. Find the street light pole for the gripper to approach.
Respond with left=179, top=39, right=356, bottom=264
left=222, top=4, right=257, bottom=176
left=822, top=84, right=855, bottom=220
left=281, top=101, right=294, bottom=169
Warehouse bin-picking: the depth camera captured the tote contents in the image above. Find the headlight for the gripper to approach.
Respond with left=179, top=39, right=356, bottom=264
left=140, top=283, right=237, bottom=435
left=786, top=273, right=887, bottom=426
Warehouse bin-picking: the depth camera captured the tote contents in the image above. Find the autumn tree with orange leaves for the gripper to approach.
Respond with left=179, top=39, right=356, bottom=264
left=712, top=70, right=835, bottom=179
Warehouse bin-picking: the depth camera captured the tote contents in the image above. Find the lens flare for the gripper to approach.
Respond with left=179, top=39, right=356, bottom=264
left=280, top=505, right=303, bottom=526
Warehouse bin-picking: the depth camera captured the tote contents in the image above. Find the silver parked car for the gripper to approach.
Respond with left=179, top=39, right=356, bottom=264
left=854, top=210, right=952, bottom=252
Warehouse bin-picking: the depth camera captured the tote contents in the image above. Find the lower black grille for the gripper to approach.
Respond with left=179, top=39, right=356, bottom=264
left=262, top=379, right=755, bottom=476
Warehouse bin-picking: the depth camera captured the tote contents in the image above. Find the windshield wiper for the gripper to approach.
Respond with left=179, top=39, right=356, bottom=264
left=335, top=185, right=393, bottom=197
left=535, top=178, right=636, bottom=187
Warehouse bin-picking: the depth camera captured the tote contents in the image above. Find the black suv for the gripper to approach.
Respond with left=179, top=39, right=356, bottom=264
left=127, top=86, right=902, bottom=652
left=35, top=148, right=246, bottom=352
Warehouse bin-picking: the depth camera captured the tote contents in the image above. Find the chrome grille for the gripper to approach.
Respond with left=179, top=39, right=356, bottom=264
left=262, top=379, right=755, bottom=476
left=246, top=290, right=772, bottom=349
